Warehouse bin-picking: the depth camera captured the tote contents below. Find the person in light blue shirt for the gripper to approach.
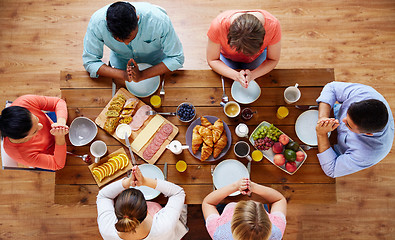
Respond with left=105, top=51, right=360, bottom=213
left=83, top=2, right=184, bottom=87
left=315, top=82, right=394, bottom=178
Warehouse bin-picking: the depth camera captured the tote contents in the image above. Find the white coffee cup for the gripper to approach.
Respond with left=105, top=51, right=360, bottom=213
left=223, top=101, right=241, bottom=118
left=284, top=83, right=301, bottom=104
left=234, top=141, right=252, bottom=161
left=90, top=140, right=107, bottom=163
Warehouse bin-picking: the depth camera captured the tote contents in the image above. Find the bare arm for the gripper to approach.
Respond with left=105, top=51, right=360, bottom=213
left=248, top=41, right=281, bottom=81
left=97, top=64, right=129, bottom=87
left=318, top=102, right=332, bottom=121
left=206, top=39, right=247, bottom=86
left=249, top=182, right=287, bottom=216
left=202, top=178, right=249, bottom=219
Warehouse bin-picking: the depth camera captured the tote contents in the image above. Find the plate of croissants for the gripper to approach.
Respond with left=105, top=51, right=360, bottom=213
left=186, top=116, right=232, bottom=161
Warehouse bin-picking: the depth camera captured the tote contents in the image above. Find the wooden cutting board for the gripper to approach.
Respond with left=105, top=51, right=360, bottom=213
left=95, top=88, right=178, bottom=164
left=88, top=148, right=133, bottom=187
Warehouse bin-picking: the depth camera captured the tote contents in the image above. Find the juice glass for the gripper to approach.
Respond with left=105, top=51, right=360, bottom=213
left=251, top=150, right=263, bottom=162
left=176, top=160, right=187, bottom=172
left=276, top=106, right=289, bottom=119
left=150, top=95, right=162, bottom=108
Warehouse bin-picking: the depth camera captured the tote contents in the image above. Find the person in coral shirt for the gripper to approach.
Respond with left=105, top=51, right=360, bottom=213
left=0, top=95, right=69, bottom=170
left=207, top=10, right=281, bottom=88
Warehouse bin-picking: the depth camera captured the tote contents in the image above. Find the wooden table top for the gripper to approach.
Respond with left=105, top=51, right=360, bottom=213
left=56, top=69, right=336, bottom=205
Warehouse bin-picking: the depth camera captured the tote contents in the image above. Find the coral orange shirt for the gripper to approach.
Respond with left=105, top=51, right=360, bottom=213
left=3, top=95, right=68, bottom=170
left=207, top=10, right=281, bottom=63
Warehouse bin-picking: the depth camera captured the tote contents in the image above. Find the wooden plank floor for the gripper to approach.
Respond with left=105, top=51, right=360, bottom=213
left=0, top=0, right=394, bottom=239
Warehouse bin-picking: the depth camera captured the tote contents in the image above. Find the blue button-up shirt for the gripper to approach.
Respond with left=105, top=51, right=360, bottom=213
left=316, top=82, right=394, bottom=178
left=83, top=2, right=184, bottom=78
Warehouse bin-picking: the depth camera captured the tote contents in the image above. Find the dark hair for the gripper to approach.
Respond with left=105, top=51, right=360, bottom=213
left=114, top=188, right=147, bottom=233
left=347, top=99, right=389, bottom=133
left=227, top=14, right=265, bottom=56
left=0, top=106, right=32, bottom=139
left=106, top=2, right=138, bottom=41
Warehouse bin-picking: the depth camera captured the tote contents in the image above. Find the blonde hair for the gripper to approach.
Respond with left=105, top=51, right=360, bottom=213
left=114, top=188, right=147, bottom=233
left=227, top=13, right=265, bottom=56
left=231, top=200, right=272, bottom=240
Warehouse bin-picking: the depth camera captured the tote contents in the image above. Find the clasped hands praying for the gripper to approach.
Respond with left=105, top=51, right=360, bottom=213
left=124, top=166, right=146, bottom=188
left=235, top=69, right=255, bottom=88
left=316, top=118, right=340, bottom=136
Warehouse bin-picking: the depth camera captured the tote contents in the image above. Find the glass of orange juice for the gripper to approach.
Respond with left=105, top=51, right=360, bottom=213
left=251, top=150, right=263, bottom=162
left=276, top=106, right=289, bottom=119
left=150, top=95, right=162, bottom=108
left=176, top=160, right=187, bottom=172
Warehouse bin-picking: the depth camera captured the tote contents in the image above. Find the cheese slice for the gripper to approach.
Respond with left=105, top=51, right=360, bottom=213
left=131, top=115, right=165, bottom=152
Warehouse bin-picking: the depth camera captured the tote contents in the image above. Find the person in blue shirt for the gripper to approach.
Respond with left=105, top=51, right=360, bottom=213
left=315, top=82, right=394, bottom=178
left=83, top=2, right=184, bottom=87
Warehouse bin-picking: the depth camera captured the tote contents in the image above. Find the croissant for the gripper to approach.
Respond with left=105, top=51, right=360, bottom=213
left=213, top=132, right=227, bottom=158
left=192, top=125, right=203, bottom=154
left=200, top=142, right=213, bottom=161
left=200, top=116, right=212, bottom=128
left=209, top=119, right=224, bottom=143
left=197, top=125, right=213, bottom=148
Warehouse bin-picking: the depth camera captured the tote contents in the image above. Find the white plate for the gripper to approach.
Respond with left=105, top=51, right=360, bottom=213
left=125, top=63, right=160, bottom=98
left=295, top=110, right=330, bottom=146
left=231, top=80, right=261, bottom=104
left=132, top=164, right=164, bottom=200
left=213, top=159, right=249, bottom=196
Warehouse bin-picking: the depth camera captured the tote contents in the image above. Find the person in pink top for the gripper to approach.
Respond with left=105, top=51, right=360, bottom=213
left=0, top=95, right=69, bottom=170
left=207, top=10, right=281, bottom=88
left=202, top=178, right=287, bottom=240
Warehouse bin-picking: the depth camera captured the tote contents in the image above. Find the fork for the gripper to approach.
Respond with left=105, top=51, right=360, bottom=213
left=146, top=110, right=176, bottom=116
left=211, top=165, right=216, bottom=191
left=221, top=76, right=229, bottom=103
left=300, top=144, right=317, bottom=150
left=160, top=77, right=165, bottom=96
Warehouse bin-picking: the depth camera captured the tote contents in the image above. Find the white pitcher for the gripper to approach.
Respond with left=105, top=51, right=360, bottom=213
left=166, top=140, right=189, bottom=155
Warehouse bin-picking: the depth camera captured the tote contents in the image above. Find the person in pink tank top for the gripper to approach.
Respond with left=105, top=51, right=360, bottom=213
left=202, top=178, right=287, bottom=240
left=207, top=10, right=281, bottom=88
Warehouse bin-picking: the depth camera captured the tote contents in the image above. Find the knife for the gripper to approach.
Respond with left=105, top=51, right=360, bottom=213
left=295, top=105, right=318, bottom=110
left=124, top=132, right=136, bottom=166
left=164, top=162, right=168, bottom=181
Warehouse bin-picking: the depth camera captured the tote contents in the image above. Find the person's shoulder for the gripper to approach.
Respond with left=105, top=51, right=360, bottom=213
left=89, top=4, right=110, bottom=24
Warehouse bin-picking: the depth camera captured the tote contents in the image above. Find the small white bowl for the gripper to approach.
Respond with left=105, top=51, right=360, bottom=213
left=116, top=124, right=132, bottom=139
left=231, top=80, right=261, bottom=104
left=69, top=117, right=98, bottom=146
left=176, top=102, right=196, bottom=123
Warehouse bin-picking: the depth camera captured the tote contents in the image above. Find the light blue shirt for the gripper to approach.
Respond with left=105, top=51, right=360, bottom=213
left=316, top=82, right=394, bottom=178
left=83, top=2, right=184, bottom=78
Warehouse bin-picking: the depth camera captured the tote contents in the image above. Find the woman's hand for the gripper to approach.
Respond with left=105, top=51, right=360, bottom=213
left=234, top=177, right=251, bottom=195
left=123, top=171, right=137, bottom=188
left=50, top=123, right=69, bottom=136
left=132, top=166, right=145, bottom=187
left=126, top=58, right=142, bottom=82
left=234, top=70, right=248, bottom=88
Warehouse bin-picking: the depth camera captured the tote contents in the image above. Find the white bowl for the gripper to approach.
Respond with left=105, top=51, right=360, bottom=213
left=231, top=80, right=261, bottom=104
left=125, top=63, right=160, bottom=98
left=69, top=117, right=98, bottom=146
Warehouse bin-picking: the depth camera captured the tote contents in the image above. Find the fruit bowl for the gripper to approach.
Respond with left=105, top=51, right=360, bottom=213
left=249, top=121, right=307, bottom=175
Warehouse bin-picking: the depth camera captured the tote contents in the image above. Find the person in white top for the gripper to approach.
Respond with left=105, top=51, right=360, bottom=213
left=97, top=166, right=188, bottom=240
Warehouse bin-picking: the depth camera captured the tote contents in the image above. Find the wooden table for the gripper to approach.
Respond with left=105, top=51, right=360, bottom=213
left=55, top=69, right=336, bottom=205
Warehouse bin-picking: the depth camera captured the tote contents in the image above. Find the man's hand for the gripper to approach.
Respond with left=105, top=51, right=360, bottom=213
left=126, top=58, right=142, bottom=82
left=316, top=118, right=339, bottom=136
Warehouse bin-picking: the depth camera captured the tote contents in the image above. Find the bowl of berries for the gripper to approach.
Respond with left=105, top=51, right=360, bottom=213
left=176, top=102, right=196, bottom=123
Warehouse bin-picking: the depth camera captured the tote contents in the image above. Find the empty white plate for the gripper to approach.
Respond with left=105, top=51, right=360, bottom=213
left=231, top=80, right=261, bottom=104
left=125, top=63, right=160, bottom=98
left=295, top=110, right=331, bottom=146
left=132, top=164, right=164, bottom=200
left=213, top=159, right=249, bottom=196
